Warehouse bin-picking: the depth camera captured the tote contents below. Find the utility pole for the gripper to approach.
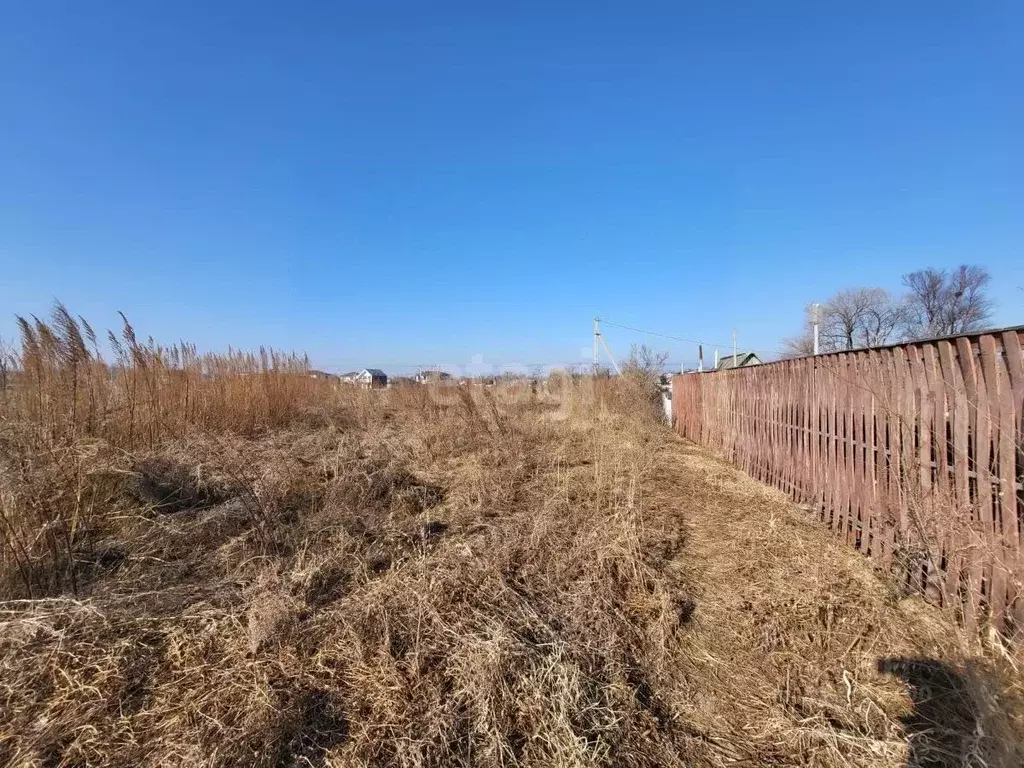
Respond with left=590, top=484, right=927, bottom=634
left=810, top=303, right=821, bottom=355
left=732, top=329, right=737, bottom=368
left=591, top=317, right=620, bottom=375
left=599, top=332, right=622, bottom=375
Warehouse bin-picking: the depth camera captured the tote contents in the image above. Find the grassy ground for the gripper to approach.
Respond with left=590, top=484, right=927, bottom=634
left=1, top=340, right=1022, bottom=765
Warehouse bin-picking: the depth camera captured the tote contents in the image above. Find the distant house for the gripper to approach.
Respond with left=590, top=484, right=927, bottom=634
left=415, top=370, right=453, bottom=385
left=309, top=370, right=339, bottom=382
left=339, top=371, right=360, bottom=384
left=715, top=352, right=762, bottom=371
left=356, top=368, right=388, bottom=389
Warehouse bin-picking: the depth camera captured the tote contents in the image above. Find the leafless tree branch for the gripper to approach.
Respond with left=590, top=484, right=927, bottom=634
left=902, top=265, right=993, bottom=338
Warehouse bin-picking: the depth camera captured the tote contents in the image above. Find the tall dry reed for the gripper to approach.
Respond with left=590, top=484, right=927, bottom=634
left=0, top=304, right=332, bottom=598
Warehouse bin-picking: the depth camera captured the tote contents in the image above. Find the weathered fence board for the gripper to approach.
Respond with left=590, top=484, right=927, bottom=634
left=673, top=327, right=1024, bottom=646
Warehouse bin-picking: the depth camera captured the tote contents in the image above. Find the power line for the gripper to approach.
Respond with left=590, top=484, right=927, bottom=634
left=598, top=319, right=739, bottom=349
left=312, top=361, right=589, bottom=373
left=597, top=318, right=780, bottom=357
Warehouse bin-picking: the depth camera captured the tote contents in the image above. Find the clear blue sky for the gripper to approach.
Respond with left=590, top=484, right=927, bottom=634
left=1, top=2, right=1021, bottom=373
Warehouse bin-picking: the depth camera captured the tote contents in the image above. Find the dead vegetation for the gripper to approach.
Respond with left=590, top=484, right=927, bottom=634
left=0, top=306, right=1022, bottom=766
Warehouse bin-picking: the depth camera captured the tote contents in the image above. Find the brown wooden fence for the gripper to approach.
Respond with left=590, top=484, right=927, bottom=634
left=673, top=327, right=1024, bottom=645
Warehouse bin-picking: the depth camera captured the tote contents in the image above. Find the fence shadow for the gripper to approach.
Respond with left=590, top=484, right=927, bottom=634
left=877, top=658, right=978, bottom=767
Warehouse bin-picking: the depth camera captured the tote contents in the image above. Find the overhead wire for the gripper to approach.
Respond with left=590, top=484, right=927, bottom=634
left=312, top=361, right=590, bottom=373
left=597, top=318, right=781, bottom=358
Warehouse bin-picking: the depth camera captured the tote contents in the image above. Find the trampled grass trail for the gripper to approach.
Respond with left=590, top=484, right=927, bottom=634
left=645, top=432, right=1023, bottom=766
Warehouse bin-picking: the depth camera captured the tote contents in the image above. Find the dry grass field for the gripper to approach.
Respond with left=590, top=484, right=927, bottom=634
left=0, top=307, right=1021, bottom=766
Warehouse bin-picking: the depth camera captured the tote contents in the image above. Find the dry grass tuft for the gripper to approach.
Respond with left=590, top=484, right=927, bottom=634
left=1, top=309, right=1021, bottom=766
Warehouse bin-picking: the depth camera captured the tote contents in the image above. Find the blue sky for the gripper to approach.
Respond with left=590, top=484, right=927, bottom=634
left=1, top=1, right=1021, bottom=373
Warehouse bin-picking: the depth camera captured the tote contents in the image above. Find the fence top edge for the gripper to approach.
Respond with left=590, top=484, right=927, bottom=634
left=674, top=324, right=1024, bottom=378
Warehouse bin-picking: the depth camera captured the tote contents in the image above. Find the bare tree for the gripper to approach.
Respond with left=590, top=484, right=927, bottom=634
left=903, top=265, right=993, bottom=338
left=621, top=344, right=669, bottom=382
left=858, top=291, right=910, bottom=347
left=619, top=344, right=670, bottom=420
left=780, top=331, right=815, bottom=359
left=781, top=288, right=907, bottom=357
left=820, top=288, right=907, bottom=351
left=902, top=268, right=945, bottom=337
left=783, top=265, right=996, bottom=356
left=819, top=290, right=863, bottom=350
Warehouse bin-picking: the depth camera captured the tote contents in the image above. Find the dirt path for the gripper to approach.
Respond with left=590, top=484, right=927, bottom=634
left=647, top=432, right=1019, bottom=767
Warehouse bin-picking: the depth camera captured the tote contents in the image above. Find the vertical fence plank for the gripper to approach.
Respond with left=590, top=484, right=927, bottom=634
left=849, top=352, right=863, bottom=550
left=828, top=356, right=840, bottom=534
left=878, top=349, right=889, bottom=555
left=938, top=340, right=965, bottom=591
left=857, top=352, right=870, bottom=552
left=869, top=350, right=886, bottom=560
left=921, top=343, right=948, bottom=606
left=905, top=345, right=935, bottom=600
left=863, top=351, right=878, bottom=555
left=836, top=353, right=851, bottom=543
left=892, top=347, right=912, bottom=547
left=1000, top=332, right=1024, bottom=640
left=958, top=335, right=983, bottom=630
left=1002, top=332, right=1023, bottom=547
left=926, top=344, right=951, bottom=497
left=979, top=335, right=1008, bottom=626
left=803, top=356, right=813, bottom=504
